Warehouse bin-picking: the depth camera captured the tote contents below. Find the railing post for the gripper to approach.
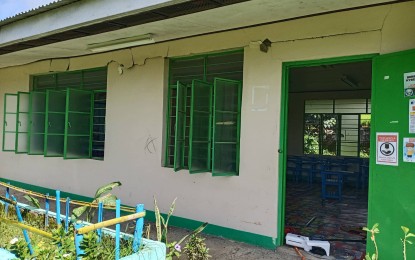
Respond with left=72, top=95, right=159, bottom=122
left=74, top=222, right=84, bottom=260
left=5, top=182, right=10, bottom=215
left=56, top=190, right=61, bottom=226
left=11, top=196, right=34, bottom=255
left=65, top=197, right=70, bottom=232
left=45, top=193, right=49, bottom=227
left=133, top=204, right=144, bottom=252
left=115, top=199, right=121, bottom=260
left=97, top=202, right=103, bottom=242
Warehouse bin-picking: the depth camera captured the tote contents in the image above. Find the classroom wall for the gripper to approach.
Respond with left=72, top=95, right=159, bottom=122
left=1, top=1, right=414, bottom=246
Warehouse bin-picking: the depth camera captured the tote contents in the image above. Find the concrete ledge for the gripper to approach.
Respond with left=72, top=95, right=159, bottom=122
left=0, top=248, right=17, bottom=260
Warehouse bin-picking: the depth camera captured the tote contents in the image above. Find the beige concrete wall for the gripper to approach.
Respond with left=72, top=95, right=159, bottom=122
left=1, top=2, right=415, bottom=240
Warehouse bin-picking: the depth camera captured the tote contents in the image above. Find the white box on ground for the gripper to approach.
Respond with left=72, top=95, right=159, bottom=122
left=285, top=233, right=330, bottom=256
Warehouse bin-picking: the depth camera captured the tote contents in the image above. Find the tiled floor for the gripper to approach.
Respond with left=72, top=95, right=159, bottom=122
left=285, top=181, right=368, bottom=259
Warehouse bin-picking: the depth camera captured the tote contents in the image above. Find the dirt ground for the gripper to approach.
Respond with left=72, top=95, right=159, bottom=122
left=158, top=224, right=335, bottom=260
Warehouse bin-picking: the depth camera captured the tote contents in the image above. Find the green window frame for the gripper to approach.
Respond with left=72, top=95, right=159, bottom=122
left=212, top=78, right=242, bottom=176
left=2, top=67, right=107, bottom=160
left=174, top=82, right=187, bottom=171
left=2, top=94, right=18, bottom=152
left=189, top=80, right=212, bottom=173
left=44, top=90, right=67, bottom=157
left=64, top=89, right=94, bottom=159
left=165, top=50, right=243, bottom=176
left=16, top=92, right=30, bottom=153
left=28, top=92, right=46, bottom=155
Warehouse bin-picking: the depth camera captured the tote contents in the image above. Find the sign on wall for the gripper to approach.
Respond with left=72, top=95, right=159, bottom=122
left=403, top=138, right=415, bottom=163
left=404, top=72, right=415, bottom=97
left=410, top=99, right=415, bottom=133
left=376, top=132, right=399, bottom=166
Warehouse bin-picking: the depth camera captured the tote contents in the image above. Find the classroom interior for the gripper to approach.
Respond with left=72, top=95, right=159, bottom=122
left=285, top=60, right=372, bottom=259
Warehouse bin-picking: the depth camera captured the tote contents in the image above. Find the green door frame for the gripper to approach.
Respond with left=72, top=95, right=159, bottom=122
left=277, top=53, right=378, bottom=245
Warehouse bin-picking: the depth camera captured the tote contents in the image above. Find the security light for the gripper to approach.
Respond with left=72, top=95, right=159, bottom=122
left=260, top=38, right=272, bottom=53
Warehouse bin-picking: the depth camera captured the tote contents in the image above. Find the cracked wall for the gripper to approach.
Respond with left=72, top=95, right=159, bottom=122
left=0, top=1, right=414, bottom=243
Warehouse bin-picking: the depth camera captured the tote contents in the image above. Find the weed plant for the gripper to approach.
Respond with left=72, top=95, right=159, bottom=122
left=363, top=223, right=415, bottom=260
left=184, top=235, right=211, bottom=260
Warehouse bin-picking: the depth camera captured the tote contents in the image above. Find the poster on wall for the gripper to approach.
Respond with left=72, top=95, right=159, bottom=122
left=410, top=99, right=415, bottom=133
left=404, top=72, right=415, bottom=97
left=403, top=138, right=415, bottom=162
left=376, top=132, right=399, bottom=166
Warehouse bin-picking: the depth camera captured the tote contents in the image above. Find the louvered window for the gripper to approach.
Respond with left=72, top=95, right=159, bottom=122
left=2, top=67, right=107, bottom=160
left=165, top=51, right=243, bottom=176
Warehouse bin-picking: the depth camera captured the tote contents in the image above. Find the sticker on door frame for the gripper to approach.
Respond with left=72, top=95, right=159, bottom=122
left=376, top=132, right=399, bottom=166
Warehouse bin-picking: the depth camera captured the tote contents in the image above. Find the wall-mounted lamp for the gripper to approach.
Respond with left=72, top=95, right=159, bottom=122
left=87, top=34, right=155, bottom=53
left=260, top=38, right=272, bottom=53
left=341, top=75, right=359, bottom=88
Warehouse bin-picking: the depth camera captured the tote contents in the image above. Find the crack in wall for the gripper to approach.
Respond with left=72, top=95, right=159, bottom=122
left=379, top=5, right=393, bottom=53
left=129, top=48, right=135, bottom=68
left=48, top=58, right=70, bottom=72
left=269, top=29, right=381, bottom=45
left=47, top=8, right=394, bottom=74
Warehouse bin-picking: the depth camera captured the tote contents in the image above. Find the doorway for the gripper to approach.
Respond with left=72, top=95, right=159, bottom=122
left=279, top=55, right=374, bottom=259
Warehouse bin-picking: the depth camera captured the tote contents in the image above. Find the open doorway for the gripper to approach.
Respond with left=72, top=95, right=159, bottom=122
left=283, top=58, right=372, bottom=259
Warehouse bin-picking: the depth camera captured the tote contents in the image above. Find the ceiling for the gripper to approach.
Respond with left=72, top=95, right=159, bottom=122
left=0, top=0, right=399, bottom=68
left=289, top=61, right=372, bottom=93
left=0, top=0, right=250, bottom=55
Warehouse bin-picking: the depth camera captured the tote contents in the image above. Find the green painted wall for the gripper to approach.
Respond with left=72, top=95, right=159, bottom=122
left=369, top=49, right=415, bottom=258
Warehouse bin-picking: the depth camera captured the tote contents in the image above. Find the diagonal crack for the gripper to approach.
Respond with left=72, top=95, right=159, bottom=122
left=379, top=5, right=393, bottom=53
left=270, top=29, right=380, bottom=44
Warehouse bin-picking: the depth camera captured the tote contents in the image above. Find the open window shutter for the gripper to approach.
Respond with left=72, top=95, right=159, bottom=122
left=44, top=90, right=67, bottom=157
left=91, top=90, right=106, bottom=159
left=28, top=92, right=46, bottom=155
left=189, top=80, right=212, bottom=173
left=212, top=78, right=242, bottom=176
left=2, top=94, right=18, bottom=151
left=64, top=89, right=93, bottom=159
left=16, top=92, right=30, bottom=153
left=174, top=81, right=186, bottom=171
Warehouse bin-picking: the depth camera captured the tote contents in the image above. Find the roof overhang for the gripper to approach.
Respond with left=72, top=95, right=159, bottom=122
left=0, top=0, right=402, bottom=68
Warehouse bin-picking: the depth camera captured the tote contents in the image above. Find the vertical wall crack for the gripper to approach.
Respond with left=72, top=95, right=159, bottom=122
left=379, top=5, right=393, bottom=53
left=129, top=48, right=135, bottom=68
